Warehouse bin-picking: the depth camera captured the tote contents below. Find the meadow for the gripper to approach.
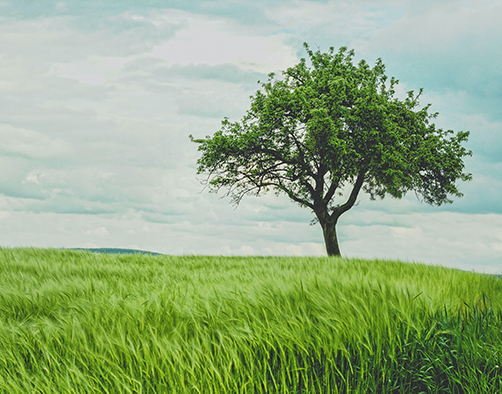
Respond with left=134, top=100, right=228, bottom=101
left=0, top=247, right=501, bottom=393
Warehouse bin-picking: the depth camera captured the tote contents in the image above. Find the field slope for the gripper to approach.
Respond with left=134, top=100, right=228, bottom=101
left=0, top=248, right=501, bottom=393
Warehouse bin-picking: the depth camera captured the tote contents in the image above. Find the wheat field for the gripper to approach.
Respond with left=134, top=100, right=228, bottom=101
left=0, top=248, right=501, bottom=393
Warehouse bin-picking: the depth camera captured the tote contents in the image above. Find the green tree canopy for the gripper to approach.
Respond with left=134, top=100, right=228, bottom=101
left=190, top=43, right=472, bottom=256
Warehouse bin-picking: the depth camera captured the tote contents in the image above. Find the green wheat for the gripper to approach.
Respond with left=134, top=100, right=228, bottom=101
left=0, top=248, right=500, bottom=393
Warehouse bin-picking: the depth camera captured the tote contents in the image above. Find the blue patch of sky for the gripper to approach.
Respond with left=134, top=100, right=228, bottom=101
left=378, top=50, right=502, bottom=123
left=3, top=0, right=275, bottom=24
left=3, top=1, right=173, bottom=18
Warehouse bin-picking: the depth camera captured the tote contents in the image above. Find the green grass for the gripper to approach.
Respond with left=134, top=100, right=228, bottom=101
left=0, top=247, right=501, bottom=393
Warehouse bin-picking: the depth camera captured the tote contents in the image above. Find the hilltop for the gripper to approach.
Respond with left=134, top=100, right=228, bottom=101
left=67, top=247, right=163, bottom=256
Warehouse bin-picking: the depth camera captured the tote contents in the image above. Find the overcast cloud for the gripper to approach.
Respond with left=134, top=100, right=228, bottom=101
left=0, top=0, right=501, bottom=273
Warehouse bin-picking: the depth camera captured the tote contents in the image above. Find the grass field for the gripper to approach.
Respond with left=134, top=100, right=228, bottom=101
left=0, top=247, right=501, bottom=393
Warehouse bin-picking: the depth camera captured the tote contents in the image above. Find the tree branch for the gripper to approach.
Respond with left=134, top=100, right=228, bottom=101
left=332, top=169, right=366, bottom=218
left=323, top=176, right=340, bottom=204
left=268, top=178, right=315, bottom=210
left=288, top=127, right=316, bottom=178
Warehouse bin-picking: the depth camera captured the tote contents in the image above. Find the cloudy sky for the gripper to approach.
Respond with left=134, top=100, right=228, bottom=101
left=1, top=0, right=501, bottom=273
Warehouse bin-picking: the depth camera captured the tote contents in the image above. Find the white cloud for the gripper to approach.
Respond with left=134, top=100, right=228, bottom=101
left=24, top=172, right=41, bottom=185
left=237, top=245, right=255, bottom=255
left=85, top=227, right=110, bottom=237
left=149, top=10, right=297, bottom=73
left=266, top=1, right=393, bottom=33
left=265, top=0, right=404, bottom=51
left=0, top=124, right=72, bottom=159
left=49, top=62, right=106, bottom=85
left=339, top=211, right=502, bottom=274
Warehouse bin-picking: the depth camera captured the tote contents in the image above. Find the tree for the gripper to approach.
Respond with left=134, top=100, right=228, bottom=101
left=190, top=43, right=472, bottom=257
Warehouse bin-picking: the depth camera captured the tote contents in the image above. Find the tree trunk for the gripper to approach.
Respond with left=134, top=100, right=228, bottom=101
left=313, top=169, right=365, bottom=257
left=320, top=216, right=341, bottom=257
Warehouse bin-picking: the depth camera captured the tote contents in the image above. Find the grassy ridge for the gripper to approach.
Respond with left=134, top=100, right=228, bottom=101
left=0, top=248, right=501, bottom=393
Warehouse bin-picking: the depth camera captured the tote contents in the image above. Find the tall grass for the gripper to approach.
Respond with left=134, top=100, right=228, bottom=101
left=0, top=247, right=501, bottom=392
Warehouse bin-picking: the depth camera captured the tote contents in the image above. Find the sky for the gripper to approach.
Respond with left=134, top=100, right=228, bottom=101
left=0, top=0, right=501, bottom=273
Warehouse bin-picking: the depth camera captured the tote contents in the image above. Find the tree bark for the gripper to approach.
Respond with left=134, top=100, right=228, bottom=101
left=315, top=206, right=341, bottom=257
left=320, top=217, right=341, bottom=257
left=315, top=169, right=366, bottom=257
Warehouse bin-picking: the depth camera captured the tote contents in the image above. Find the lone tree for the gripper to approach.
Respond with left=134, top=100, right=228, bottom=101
left=190, top=44, right=472, bottom=257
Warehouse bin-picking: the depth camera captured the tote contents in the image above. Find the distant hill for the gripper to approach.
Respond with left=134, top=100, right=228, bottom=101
left=68, top=248, right=163, bottom=256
